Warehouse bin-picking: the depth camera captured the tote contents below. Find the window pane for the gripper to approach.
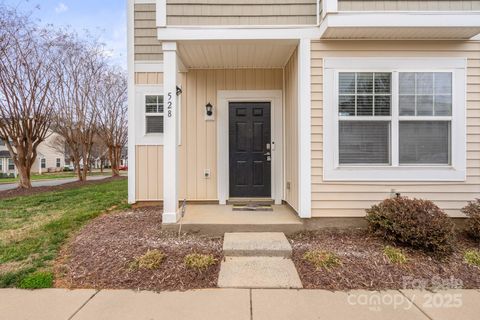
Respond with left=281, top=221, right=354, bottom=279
left=434, top=73, right=452, bottom=95
left=399, top=73, right=415, bottom=94
left=357, top=73, right=373, bottom=94
left=339, top=121, right=390, bottom=164
left=146, top=105, right=158, bottom=113
left=374, top=73, right=391, bottom=94
left=399, top=121, right=450, bottom=164
left=357, top=96, right=373, bottom=116
left=146, top=116, right=164, bottom=133
left=339, top=95, right=355, bottom=116
left=416, top=95, right=433, bottom=116
left=339, top=73, right=355, bottom=94
left=435, top=95, right=452, bottom=116
left=146, top=95, right=158, bottom=104
left=374, top=96, right=391, bottom=116
left=399, top=95, right=415, bottom=116
left=416, top=72, right=433, bottom=95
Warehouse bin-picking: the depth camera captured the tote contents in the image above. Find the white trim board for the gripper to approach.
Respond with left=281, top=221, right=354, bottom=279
left=323, top=57, right=467, bottom=182
left=217, top=90, right=284, bottom=205
left=127, top=0, right=136, bottom=204
left=157, top=27, right=322, bottom=41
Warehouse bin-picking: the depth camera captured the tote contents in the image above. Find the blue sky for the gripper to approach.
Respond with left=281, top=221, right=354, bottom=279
left=3, top=0, right=127, bottom=68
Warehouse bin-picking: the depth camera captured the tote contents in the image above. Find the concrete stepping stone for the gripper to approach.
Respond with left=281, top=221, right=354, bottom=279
left=223, top=232, right=292, bottom=257
left=218, top=256, right=303, bottom=289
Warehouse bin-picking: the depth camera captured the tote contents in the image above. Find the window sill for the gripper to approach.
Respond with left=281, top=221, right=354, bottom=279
left=323, top=166, right=466, bottom=182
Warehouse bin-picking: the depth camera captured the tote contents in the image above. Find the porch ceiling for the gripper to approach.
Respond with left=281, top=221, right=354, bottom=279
left=177, top=40, right=298, bottom=69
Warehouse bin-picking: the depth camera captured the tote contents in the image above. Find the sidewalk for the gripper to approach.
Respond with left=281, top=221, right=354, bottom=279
left=1, top=288, right=479, bottom=320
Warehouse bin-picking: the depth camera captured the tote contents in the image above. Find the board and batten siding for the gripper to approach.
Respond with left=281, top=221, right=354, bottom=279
left=284, top=49, right=300, bottom=212
left=166, top=0, right=318, bottom=26
left=134, top=3, right=162, bottom=61
left=136, top=69, right=283, bottom=201
left=311, top=40, right=480, bottom=218
left=338, top=0, right=480, bottom=11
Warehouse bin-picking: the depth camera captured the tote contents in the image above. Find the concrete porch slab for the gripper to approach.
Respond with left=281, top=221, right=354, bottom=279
left=218, top=257, right=303, bottom=289
left=252, top=289, right=429, bottom=320
left=164, top=204, right=303, bottom=235
left=223, top=232, right=292, bottom=257
left=73, top=289, right=250, bottom=320
left=0, top=289, right=96, bottom=320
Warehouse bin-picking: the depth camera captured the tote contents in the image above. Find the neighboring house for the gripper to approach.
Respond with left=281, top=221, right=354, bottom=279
left=0, top=132, right=65, bottom=175
left=127, top=0, right=480, bottom=224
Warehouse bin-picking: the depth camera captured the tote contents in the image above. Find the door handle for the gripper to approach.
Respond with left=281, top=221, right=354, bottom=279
left=264, top=152, right=271, bottom=156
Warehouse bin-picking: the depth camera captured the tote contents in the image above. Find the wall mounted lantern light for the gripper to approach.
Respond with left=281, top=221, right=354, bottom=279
left=206, top=103, right=213, bottom=116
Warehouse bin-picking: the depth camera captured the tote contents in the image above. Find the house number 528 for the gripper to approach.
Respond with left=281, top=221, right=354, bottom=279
left=167, top=92, right=173, bottom=118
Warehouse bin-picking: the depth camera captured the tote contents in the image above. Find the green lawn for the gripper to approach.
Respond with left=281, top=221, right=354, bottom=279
left=0, top=171, right=112, bottom=184
left=0, top=178, right=129, bottom=288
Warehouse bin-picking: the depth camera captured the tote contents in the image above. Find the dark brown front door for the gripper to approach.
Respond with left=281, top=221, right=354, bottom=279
left=229, top=102, right=271, bottom=198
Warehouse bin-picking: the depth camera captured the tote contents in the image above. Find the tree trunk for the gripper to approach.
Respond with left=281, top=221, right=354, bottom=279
left=109, top=146, right=120, bottom=177
left=17, top=165, right=32, bottom=188
left=100, top=159, right=104, bottom=173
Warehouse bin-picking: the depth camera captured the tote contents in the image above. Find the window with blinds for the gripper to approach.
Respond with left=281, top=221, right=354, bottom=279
left=337, top=71, right=452, bottom=166
left=338, top=72, right=392, bottom=165
left=145, top=95, right=164, bottom=134
left=399, top=72, right=452, bottom=165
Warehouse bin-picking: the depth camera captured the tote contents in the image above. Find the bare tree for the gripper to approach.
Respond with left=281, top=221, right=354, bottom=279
left=51, top=33, right=106, bottom=181
left=94, top=69, right=127, bottom=177
left=0, top=6, right=57, bottom=188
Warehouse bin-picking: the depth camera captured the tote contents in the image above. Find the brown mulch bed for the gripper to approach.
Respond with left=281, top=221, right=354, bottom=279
left=289, top=229, right=480, bottom=291
left=0, top=176, right=124, bottom=200
left=55, top=207, right=223, bottom=291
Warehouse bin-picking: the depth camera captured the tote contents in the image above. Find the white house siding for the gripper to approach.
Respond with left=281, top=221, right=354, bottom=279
left=166, top=0, right=318, bottom=26
left=0, top=133, right=65, bottom=174
left=338, top=0, right=480, bottom=11
left=310, top=40, right=480, bottom=218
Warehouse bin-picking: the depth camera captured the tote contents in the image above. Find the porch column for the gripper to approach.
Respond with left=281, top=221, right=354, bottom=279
left=297, top=38, right=312, bottom=218
left=162, top=42, right=179, bottom=223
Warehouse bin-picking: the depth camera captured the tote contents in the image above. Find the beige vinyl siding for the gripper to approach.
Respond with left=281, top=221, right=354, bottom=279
left=136, top=68, right=283, bottom=201
left=284, top=49, right=299, bottom=211
left=166, top=0, right=318, bottom=26
left=135, top=72, right=163, bottom=85
left=134, top=3, right=162, bottom=61
left=311, top=40, right=480, bottom=218
left=338, top=0, right=480, bottom=11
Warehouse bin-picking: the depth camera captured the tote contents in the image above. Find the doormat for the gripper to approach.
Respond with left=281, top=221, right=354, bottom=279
left=232, top=203, right=273, bottom=211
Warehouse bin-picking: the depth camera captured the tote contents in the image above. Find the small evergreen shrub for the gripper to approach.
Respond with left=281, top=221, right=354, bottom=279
left=184, top=254, right=216, bottom=270
left=303, top=250, right=342, bottom=270
left=464, top=249, right=480, bottom=267
left=129, top=250, right=165, bottom=270
left=19, top=271, right=53, bottom=289
left=461, top=199, right=480, bottom=240
left=383, top=246, right=407, bottom=264
left=366, top=196, right=455, bottom=256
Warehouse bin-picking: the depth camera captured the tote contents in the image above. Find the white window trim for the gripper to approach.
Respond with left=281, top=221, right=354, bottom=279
left=217, top=90, right=284, bottom=205
left=135, top=85, right=165, bottom=145
left=323, top=57, right=466, bottom=182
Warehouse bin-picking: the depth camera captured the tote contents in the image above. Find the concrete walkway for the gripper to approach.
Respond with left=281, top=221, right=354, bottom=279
left=0, top=175, right=109, bottom=191
left=1, top=288, right=479, bottom=320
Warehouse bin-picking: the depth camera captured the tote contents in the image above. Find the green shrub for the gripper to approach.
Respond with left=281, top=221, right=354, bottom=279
left=303, top=250, right=342, bottom=270
left=184, top=254, right=216, bottom=270
left=366, top=196, right=455, bottom=256
left=383, top=246, right=407, bottom=264
left=19, top=271, right=53, bottom=289
left=462, top=199, right=480, bottom=240
left=464, top=249, right=480, bottom=267
left=130, top=250, right=165, bottom=270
